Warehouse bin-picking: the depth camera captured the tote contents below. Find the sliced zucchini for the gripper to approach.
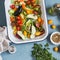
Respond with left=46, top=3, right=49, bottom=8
left=30, top=25, right=36, bottom=39
left=17, top=31, right=26, bottom=40
left=31, top=25, right=36, bottom=35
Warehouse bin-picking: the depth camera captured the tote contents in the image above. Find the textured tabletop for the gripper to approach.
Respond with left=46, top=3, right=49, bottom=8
left=0, top=0, right=60, bottom=60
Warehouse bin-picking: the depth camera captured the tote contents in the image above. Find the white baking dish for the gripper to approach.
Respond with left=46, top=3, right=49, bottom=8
left=4, top=0, right=48, bottom=44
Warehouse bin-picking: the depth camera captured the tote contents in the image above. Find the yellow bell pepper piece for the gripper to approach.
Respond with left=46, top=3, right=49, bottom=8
left=38, top=17, right=42, bottom=23
left=23, top=31, right=27, bottom=37
left=26, top=10, right=33, bottom=14
left=35, top=32, right=41, bottom=36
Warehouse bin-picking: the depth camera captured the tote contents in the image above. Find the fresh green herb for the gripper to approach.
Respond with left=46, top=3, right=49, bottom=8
left=32, top=43, right=57, bottom=60
left=44, top=43, right=49, bottom=47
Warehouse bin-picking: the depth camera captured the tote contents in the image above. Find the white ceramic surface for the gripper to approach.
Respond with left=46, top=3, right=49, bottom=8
left=5, top=0, right=48, bottom=44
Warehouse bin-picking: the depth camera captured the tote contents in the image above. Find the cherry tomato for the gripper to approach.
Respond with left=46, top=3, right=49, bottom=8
left=10, top=5, right=15, bottom=9
left=16, top=16, right=21, bottom=20
left=16, top=26, right=21, bottom=31
left=17, top=20, right=22, bottom=25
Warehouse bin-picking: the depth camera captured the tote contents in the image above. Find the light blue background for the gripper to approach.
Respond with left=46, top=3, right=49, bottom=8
left=1, top=0, right=60, bottom=60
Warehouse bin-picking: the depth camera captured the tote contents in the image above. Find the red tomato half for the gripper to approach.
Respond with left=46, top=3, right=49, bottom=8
left=10, top=5, right=15, bottom=9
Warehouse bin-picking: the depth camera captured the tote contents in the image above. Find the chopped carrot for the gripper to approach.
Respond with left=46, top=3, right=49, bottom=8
left=22, top=4, right=26, bottom=10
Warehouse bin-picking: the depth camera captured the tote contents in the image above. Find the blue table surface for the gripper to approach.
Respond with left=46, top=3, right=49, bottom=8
left=0, top=0, right=60, bottom=60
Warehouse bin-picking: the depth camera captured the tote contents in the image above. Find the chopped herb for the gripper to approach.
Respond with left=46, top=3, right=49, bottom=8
left=32, top=43, right=57, bottom=60
left=44, top=43, right=49, bottom=47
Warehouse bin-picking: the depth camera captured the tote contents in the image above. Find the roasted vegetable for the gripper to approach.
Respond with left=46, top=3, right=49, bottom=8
left=30, top=25, right=36, bottom=39
left=27, top=14, right=37, bottom=20
left=17, top=31, right=26, bottom=40
left=9, top=0, right=45, bottom=40
left=14, top=6, right=22, bottom=16
left=35, top=32, right=41, bottom=36
left=10, top=4, right=15, bottom=9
